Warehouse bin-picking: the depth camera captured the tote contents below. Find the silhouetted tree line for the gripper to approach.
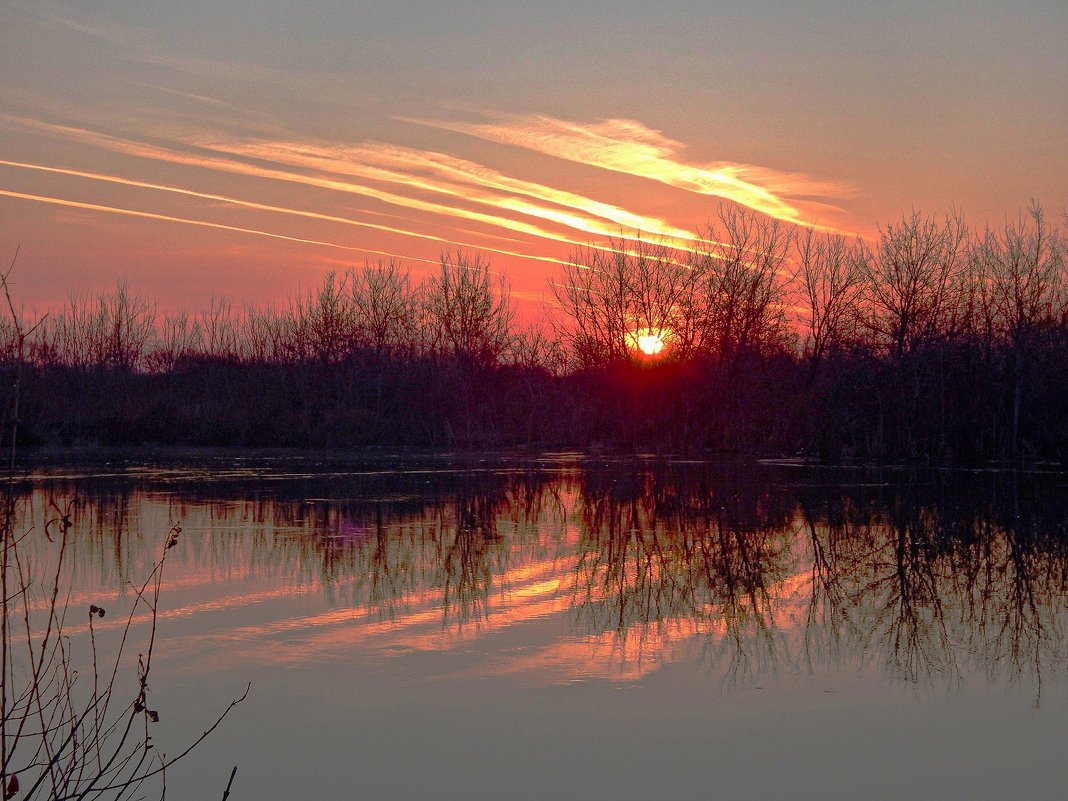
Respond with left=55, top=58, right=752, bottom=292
left=2, top=203, right=1066, bottom=460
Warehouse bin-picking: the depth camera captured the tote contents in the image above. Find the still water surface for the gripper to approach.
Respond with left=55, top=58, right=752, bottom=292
left=15, top=453, right=1068, bottom=799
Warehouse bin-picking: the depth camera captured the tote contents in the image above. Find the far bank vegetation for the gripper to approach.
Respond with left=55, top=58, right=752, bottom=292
left=2, top=204, right=1066, bottom=462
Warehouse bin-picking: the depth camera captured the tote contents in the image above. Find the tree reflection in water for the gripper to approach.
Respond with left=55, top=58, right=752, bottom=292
left=800, top=473, right=1068, bottom=704
left=15, top=457, right=1068, bottom=702
left=567, top=466, right=799, bottom=686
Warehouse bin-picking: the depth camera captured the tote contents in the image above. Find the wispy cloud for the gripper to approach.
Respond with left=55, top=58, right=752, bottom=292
left=405, top=113, right=851, bottom=227
left=39, top=9, right=130, bottom=48
left=23, top=4, right=298, bottom=85
left=203, top=138, right=705, bottom=245
left=132, top=83, right=234, bottom=110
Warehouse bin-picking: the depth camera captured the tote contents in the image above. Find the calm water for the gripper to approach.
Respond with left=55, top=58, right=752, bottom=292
left=11, top=453, right=1068, bottom=800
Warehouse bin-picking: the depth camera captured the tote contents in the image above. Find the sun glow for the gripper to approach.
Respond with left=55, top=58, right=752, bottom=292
left=626, top=328, right=668, bottom=358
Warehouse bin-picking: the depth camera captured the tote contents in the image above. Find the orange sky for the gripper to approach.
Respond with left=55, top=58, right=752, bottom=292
left=1, top=1, right=1065, bottom=316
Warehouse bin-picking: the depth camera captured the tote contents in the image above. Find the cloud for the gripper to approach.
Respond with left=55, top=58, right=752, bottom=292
left=132, top=83, right=234, bottom=110
left=201, top=138, right=705, bottom=246
left=405, top=113, right=851, bottom=228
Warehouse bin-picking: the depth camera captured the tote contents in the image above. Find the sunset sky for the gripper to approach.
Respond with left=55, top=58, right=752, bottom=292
left=1, top=0, right=1065, bottom=313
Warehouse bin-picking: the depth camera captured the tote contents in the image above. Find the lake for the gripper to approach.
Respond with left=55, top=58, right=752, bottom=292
left=8, top=452, right=1068, bottom=800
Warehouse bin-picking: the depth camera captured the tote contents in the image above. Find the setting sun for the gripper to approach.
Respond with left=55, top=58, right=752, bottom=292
left=626, top=328, right=668, bottom=358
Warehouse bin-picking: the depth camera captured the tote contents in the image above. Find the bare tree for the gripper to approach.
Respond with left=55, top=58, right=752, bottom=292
left=240, top=304, right=288, bottom=363
left=348, top=259, right=419, bottom=357
left=147, top=311, right=202, bottom=372
left=858, top=210, right=968, bottom=359
left=198, top=295, right=239, bottom=360
left=551, top=214, right=792, bottom=369
left=290, top=272, right=356, bottom=363
left=35, top=283, right=156, bottom=372
left=793, top=228, right=866, bottom=375
left=971, top=201, right=1066, bottom=454
left=550, top=244, right=629, bottom=367
left=101, top=281, right=156, bottom=371
left=551, top=236, right=692, bottom=367
left=687, top=205, right=793, bottom=364
left=506, top=321, right=566, bottom=374
left=422, top=250, right=515, bottom=366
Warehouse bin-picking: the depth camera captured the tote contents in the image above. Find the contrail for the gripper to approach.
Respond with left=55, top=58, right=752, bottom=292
left=0, top=158, right=573, bottom=268
left=1, top=116, right=652, bottom=259
left=0, top=187, right=440, bottom=264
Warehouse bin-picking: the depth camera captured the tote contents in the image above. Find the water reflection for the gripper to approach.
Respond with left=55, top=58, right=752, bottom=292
left=801, top=476, right=1068, bottom=702
left=16, top=456, right=1068, bottom=700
